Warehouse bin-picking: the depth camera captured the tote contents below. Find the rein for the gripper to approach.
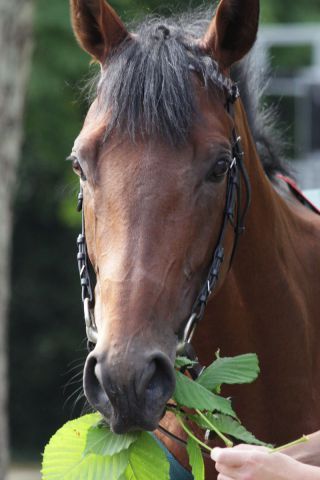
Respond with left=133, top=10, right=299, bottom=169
left=75, top=69, right=251, bottom=356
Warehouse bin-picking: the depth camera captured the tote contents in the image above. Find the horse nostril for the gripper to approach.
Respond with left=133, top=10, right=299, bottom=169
left=137, top=354, right=175, bottom=405
left=83, top=354, right=111, bottom=417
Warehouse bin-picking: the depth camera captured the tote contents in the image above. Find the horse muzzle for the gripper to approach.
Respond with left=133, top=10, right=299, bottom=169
left=83, top=350, right=175, bottom=433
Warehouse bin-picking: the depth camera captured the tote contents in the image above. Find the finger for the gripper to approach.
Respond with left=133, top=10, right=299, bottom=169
left=233, top=444, right=270, bottom=453
left=216, top=462, right=239, bottom=477
left=211, top=448, right=252, bottom=467
left=217, top=474, right=234, bottom=480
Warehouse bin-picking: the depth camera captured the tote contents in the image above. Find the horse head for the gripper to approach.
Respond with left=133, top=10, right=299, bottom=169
left=69, top=0, right=259, bottom=433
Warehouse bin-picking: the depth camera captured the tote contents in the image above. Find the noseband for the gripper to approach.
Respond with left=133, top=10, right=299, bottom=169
left=75, top=69, right=251, bottom=354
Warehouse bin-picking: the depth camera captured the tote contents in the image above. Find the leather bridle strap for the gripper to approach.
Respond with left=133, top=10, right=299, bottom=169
left=76, top=190, right=97, bottom=346
left=157, top=425, right=212, bottom=460
left=176, top=95, right=251, bottom=357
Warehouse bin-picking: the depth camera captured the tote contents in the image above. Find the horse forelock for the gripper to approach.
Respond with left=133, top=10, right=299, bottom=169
left=86, top=7, right=289, bottom=178
left=95, top=16, right=226, bottom=146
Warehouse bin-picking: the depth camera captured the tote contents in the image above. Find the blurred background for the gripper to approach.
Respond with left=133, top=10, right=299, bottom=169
left=0, top=0, right=319, bottom=479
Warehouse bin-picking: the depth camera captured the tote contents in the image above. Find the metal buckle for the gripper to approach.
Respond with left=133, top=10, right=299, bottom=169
left=183, top=313, right=198, bottom=344
left=84, top=298, right=98, bottom=344
left=176, top=313, right=198, bottom=356
left=230, top=157, right=237, bottom=170
left=77, top=190, right=83, bottom=212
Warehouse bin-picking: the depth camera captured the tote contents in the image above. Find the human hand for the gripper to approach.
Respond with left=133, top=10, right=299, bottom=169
left=211, top=444, right=320, bottom=480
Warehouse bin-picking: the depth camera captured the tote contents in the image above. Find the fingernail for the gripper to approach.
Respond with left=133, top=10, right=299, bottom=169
left=211, top=447, right=221, bottom=461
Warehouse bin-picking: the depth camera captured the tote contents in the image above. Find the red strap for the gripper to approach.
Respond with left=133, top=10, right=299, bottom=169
left=276, top=174, right=320, bottom=215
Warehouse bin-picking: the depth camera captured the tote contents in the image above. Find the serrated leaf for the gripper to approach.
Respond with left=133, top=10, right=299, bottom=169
left=197, top=354, right=260, bottom=390
left=175, top=357, right=198, bottom=369
left=126, top=432, right=170, bottom=480
left=186, top=437, right=204, bottom=480
left=173, top=371, right=236, bottom=417
left=42, top=413, right=129, bottom=480
left=84, top=424, right=139, bottom=457
left=190, top=413, right=270, bottom=447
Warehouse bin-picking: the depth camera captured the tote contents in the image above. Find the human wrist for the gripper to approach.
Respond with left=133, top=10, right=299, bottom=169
left=294, top=460, right=320, bottom=480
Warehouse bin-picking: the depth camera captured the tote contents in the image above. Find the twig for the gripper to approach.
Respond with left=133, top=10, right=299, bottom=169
left=176, top=414, right=211, bottom=452
left=270, top=435, right=309, bottom=454
left=195, top=409, right=233, bottom=448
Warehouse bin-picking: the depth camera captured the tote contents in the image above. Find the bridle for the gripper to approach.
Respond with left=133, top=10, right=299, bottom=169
left=75, top=67, right=251, bottom=356
left=76, top=194, right=98, bottom=345
left=176, top=79, right=252, bottom=367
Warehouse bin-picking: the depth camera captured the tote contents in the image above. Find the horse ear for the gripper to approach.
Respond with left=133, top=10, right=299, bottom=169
left=202, top=0, right=259, bottom=69
left=70, top=0, right=129, bottom=63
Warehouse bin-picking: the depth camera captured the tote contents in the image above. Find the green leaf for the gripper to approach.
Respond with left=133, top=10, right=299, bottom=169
left=173, top=371, right=236, bottom=417
left=186, top=437, right=204, bottom=480
left=42, top=413, right=129, bottom=480
left=175, top=356, right=198, bottom=369
left=84, top=424, right=139, bottom=457
left=125, top=433, right=170, bottom=480
left=190, top=413, right=270, bottom=447
left=197, top=354, right=260, bottom=391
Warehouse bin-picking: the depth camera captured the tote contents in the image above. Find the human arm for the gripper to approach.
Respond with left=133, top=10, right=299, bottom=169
left=211, top=445, right=320, bottom=480
left=282, top=430, right=320, bottom=467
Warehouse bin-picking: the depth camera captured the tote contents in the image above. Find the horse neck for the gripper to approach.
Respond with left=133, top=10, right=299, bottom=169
left=231, top=99, right=294, bottom=277
left=158, top=100, right=320, bottom=464
left=196, top=98, right=315, bottom=362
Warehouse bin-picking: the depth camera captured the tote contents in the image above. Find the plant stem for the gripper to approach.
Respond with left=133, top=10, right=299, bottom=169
left=176, top=414, right=211, bottom=452
left=270, top=436, right=309, bottom=454
left=195, top=410, right=233, bottom=448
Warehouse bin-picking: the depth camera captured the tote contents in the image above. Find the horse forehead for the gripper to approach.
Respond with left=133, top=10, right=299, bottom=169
left=97, top=140, right=194, bottom=184
left=97, top=97, right=231, bottom=175
left=74, top=85, right=232, bottom=172
left=74, top=116, right=106, bottom=155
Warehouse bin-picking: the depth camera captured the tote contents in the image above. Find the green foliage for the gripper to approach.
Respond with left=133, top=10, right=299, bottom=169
left=42, top=415, right=169, bottom=480
left=190, top=413, right=269, bottom=447
left=174, top=356, right=197, bottom=369
left=260, top=0, right=320, bottom=23
left=196, top=353, right=260, bottom=391
left=186, top=438, right=204, bottom=480
left=125, top=433, right=169, bottom=480
left=84, top=423, right=139, bottom=456
left=42, top=352, right=267, bottom=480
left=42, top=414, right=130, bottom=480
left=270, top=45, right=313, bottom=71
left=174, top=370, right=236, bottom=417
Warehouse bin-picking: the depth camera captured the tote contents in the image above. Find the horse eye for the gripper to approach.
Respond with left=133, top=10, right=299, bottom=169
left=206, top=157, right=231, bottom=182
left=67, top=156, right=86, bottom=181
left=72, top=159, right=82, bottom=174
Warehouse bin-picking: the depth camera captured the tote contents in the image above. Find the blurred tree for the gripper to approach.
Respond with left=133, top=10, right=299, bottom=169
left=0, top=0, right=33, bottom=477
left=261, top=0, right=320, bottom=23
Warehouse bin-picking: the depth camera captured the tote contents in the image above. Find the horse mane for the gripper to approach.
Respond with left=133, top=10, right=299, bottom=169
left=231, top=55, right=290, bottom=178
left=92, top=7, right=290, bottom=180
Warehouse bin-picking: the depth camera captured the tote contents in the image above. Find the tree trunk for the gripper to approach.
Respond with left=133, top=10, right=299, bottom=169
left=0, top=1, right=33, bottom=478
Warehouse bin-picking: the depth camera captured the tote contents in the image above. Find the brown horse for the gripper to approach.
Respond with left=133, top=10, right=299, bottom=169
left=69, top=0, right=320, bottom=477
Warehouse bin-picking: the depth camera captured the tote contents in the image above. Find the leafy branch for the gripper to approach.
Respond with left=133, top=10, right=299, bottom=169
left=42, top=351, right=299, bottom=480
